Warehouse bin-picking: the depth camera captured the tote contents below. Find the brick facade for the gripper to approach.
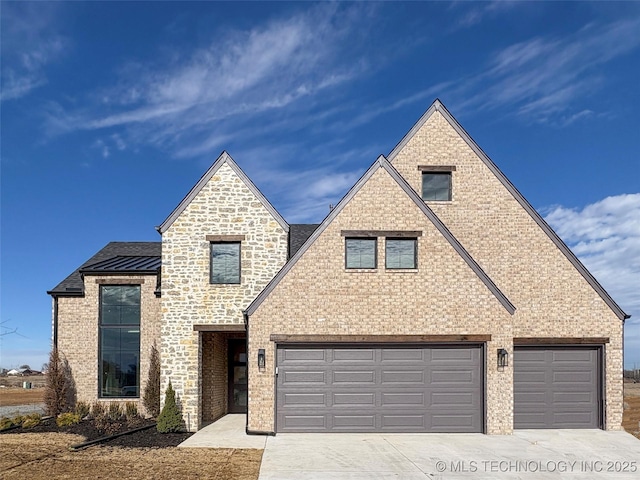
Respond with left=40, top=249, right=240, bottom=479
left=56, top=274, right=161, bottom=413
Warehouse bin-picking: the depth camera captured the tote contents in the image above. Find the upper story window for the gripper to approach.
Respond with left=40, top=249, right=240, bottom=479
left=100, top=285, right=140, bottom=398
left=210, top=242, right=241, bottom=284
left=419, top=166, right=455, bottom=202
left=385, top=238, right=417, bottom=269
left=345, top=238, right=376, bottom=269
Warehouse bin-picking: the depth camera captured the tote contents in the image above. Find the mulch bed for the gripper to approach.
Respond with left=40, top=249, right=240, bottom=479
left=1, top=417, right=193, bottom=448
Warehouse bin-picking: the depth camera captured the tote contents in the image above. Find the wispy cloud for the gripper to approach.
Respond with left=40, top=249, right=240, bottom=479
left=453, top=1, right=519, bottom=29
left=441, top=16, right=640, bottom=125
left=1, top=3, right=68, bottom=102
left=543, top=194, right=640, bottom=366
left=43, top=4, right=374, bottom=159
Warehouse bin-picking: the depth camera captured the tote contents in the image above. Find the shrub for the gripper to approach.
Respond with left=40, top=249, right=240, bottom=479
left=143, top=343, right=161, bottom=417
left=56, top=412, right=80, bottom=427
left=11, top=415, right=24, bottom=426
left=75, top=401, right=90, bottom=419
left=91, top=402, right=106, bottom=419
left=107, top=402, right=124, bottom=421
left=157, top=381, right=183, bottom=433
left=22, top=413, right=41, bottom=428
left=0, top=417, right=14, bottom=431
left=124, top=402, right=139, bottom=421
left=44, top=348, right=76, bottom=416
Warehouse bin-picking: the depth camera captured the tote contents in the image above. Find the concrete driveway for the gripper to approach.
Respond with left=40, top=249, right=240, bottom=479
left=259, top=430, right=640, bottom=479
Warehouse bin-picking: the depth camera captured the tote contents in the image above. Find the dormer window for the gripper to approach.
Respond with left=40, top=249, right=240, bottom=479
left=419, top=166, right=455, bottom=201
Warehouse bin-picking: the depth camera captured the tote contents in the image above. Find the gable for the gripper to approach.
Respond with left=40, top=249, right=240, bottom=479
left=158, top=151, right=288, bottom=234
left=246, top=156, right=514, bottom=317
left=389, top=100, right=627, bottom=321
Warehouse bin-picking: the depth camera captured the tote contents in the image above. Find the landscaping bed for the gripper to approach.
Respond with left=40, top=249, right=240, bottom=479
left=1, top=415, right=192, bottom=448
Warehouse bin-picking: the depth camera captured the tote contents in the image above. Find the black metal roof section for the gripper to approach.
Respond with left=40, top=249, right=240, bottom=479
left=157, top=151, right=289, bottom=234
left=245, top=155, right=515, bottom=317
left=388, top=99, right=628, bottom=321
left=48, top=242, right=161, bottom=296
left=289, top=224, right=320, bottom=258
left=80, top=255, right=161, bottom=274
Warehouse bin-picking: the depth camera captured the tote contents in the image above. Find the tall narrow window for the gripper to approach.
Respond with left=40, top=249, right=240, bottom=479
left=345, top=238, right=377, bottom=269
left=422, top=172, right=452, bottom=201
left=210, top=242, right=241, bottom=284
left=100, top=285, right=140, bottom=397
left=386, top=238, right=417, bottom=269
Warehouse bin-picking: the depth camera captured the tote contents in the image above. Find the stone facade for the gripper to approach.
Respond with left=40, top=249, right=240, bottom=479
left=161, top=157, right=288, bottom=430
left=56, top=275, right=161, bottom=412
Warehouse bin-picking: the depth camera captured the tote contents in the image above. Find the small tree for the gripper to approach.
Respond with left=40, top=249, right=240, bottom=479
left=43, top=348, right=76, bottom=416
left=142, top=343, right=160, bottom=417
left=156, top=380, right=183, bottom=433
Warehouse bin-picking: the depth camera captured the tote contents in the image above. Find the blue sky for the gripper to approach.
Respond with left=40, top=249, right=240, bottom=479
left=1, top=1, right=639, bottom=370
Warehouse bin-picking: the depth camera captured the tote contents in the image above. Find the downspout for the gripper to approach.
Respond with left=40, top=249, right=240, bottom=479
left=243, top=310, right=275, bottom=436
left=52, top=296, right=59, bottom=349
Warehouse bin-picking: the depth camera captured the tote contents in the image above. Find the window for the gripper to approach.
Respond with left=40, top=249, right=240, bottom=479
left=210, top=242, right=241, bottom=284
left=100, top=285, right=140, bottom=398
left=422, top=172, right=451, bottom=201
left=345, top=238, right=376, bottom=269
left=386, top=238, right=417, bottom=269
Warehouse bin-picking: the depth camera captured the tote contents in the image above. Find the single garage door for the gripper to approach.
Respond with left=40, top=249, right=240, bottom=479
left=514, top=346, right=601, bottom=429
left=276, top=345, right=483, bottom=433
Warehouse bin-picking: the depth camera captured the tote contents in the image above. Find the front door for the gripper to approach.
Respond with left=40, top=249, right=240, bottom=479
left=228, top=339, right=247, bottom=413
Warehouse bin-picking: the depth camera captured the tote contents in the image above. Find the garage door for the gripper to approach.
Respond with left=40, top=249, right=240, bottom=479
left=276, top=345, right=483, bottom=433
left=514, top=346, right=601, bottom=429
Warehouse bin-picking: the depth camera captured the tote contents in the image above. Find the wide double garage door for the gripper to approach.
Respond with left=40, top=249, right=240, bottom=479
left=276, top=345, right=483, bottom=433
left=514, top=346, right=602, bottom=429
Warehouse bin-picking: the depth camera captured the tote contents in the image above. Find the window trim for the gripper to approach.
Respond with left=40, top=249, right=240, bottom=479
left=385, top=237, right=418, bottom=270
left=421, top=171, right=452, bottom=202
left=345, top=237, right=377, bottom=269
left=98, top=284, right=141, bottom=399
left=210, top=241, right=242, bottom=284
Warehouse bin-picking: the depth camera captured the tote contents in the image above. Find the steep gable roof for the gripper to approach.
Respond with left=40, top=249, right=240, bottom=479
left=157, top=151, right=289, bottom=234
left=48, top=242, right=161, bottom=296
left=388, top=99, right=628, bottom=321
left=246, top=155, right=515, bottom=316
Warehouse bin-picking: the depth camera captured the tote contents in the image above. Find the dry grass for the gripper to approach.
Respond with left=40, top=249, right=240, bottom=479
left=0, top=388, right=44, bottom=406
left=0, top=432, right=262, bottom=480
left=624, top=383, right=640, bottom=440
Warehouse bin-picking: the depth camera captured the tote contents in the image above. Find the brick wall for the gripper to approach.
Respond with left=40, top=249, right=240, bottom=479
left=391, top=110, right=623, bottom=429
left=161, top=161, right=288, bottom=430
left=249, top=167, right=514, bottom=434
left=56, top=274, right=161, bottom=413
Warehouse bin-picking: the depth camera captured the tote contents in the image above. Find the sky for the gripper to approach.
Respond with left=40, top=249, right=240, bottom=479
left=1, top=1, right=639, bottom=370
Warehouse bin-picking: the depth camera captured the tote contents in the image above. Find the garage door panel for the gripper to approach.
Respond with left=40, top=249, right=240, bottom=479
left=381, top=348, right=424, bottom=361
left=381, top=370, right=424, bottom=383
left=430, top=348, right=476, bottom=362
left=514, top=346, right=600, bottom=429
left=282, top=349, right=326, bottom=362
left=332, top=349, right=375, bottom=362
left=277, top=345, right=483, bottom=433
left=333, top=370, right=376, bottom=384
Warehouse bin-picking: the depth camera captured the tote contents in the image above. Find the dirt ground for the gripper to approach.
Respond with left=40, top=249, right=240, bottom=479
left=0, top=374, right=47, bottom=388
left=623, top=382, right=640, bottom=440
left=0, top=432, right=263, bottom=480
left=0, top=387, right=44, bottom=406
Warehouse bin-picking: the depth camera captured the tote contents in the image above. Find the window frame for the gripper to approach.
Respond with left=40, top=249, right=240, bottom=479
left=421, top=171, right=452, bottom=201
left=345, top=237, right=377, bottom=269
left=385, top=237, right=418, bottom=270
left=98, top=284, right=141, bottom=399
left=210, top=241, right=242, bottom=284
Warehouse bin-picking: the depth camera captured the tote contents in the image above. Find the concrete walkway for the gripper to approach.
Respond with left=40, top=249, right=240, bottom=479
left=178, top=414, right=266, bottom=449
left=259, top=430, right=640, bottom=479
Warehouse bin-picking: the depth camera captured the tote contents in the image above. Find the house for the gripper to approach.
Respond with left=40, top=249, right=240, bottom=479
left=48, top=100, right=628, bottom=434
